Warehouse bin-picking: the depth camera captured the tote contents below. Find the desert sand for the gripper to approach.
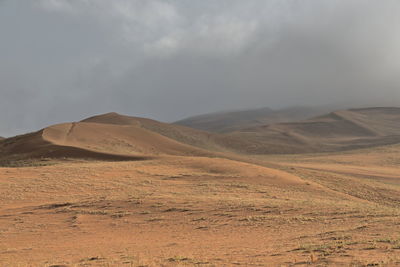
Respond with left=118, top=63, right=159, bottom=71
left=1, top=110, right=400, bottom=266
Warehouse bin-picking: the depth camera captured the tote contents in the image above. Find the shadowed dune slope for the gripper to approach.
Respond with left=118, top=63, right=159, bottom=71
left=75, top=109, right=400, bottom=154
left=175, top=106, right=333, bottom=133
left=0, top=130, right=150, bottom=161
left=0, top=120, right=217, bottom=161
left=230, top=107, right=400, bottom=154
left=0, top=112, right=257, bottom=160
left=2, top=107, right=400, bottom=160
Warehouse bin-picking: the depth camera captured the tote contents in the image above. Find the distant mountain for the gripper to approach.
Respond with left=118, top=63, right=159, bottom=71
left=229, top=107, right=400, bottom=153
left=175, top=106, right=334, bottom=133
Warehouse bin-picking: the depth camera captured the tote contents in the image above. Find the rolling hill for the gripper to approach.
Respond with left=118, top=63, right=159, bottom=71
left=2, top=107, right=400, bottom=162
left=230, top=107, right=400, bottom=153
left=0, top=114, right=219, bottom=161
left=0, top=112, right=257, bottom=161
left=80, top=112, right=252, bottom=153
left=175, top=106, right=334, bottom=133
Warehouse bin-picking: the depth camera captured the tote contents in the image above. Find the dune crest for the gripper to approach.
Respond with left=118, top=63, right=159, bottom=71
left=2, top=107, right=400, bottom=161
left=42, top=122, right=212, bottom=157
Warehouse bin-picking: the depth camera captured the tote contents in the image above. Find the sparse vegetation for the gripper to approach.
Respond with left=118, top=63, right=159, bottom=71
left=2, top=115, right=400, bottom=266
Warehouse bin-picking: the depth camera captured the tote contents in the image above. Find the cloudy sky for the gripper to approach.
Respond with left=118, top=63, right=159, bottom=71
left=1, top=0, right=400, bottom=136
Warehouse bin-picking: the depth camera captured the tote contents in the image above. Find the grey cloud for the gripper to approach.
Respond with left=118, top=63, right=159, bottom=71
left=1, top=0, right=400, bottom=136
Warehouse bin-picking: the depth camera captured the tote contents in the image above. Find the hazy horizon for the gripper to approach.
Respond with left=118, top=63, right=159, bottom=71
left=1, top=0, right=400, bottom=136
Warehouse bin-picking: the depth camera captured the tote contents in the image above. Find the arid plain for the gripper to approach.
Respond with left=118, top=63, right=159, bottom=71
left=1, top=108, right=400, bottom=266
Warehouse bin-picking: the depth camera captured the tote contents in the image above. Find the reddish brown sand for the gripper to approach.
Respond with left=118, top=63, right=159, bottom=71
left=1, top=145, right=400, bottom=266
left=1, top=112, right=400, bottom=266
left=5, top=108, right=400, bottom=164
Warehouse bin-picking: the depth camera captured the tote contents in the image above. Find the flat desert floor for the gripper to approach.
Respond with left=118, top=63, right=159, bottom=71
left=1, top=146, right=400, bottom=266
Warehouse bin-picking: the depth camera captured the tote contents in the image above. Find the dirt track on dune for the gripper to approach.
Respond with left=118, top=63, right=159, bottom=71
left=1, top=112, right=400, bottom=266
left=4, top=108, right=400, bottom=164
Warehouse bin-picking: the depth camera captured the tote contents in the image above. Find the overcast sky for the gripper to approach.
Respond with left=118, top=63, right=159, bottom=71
left=1, top=0, right=400, bottom=136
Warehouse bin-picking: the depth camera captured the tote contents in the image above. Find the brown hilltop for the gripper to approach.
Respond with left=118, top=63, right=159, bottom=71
left=81, top=112, right=221, bottom=150
left=2, top=109, right=400, bottom=266
left=80, top=112, right=255, bottom=154
left=0, top=113, right=218, bottom=161
left=2, top=107, right=400, bottom=162
left=0, top=129, right=147, bottom=161
left=44, top=122, right=214, bottom=157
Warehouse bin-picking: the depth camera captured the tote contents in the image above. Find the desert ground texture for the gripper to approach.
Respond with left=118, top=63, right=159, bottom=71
left=1, top=146, right=400, bottom=266
left=1, top=110, right=400, bottom=266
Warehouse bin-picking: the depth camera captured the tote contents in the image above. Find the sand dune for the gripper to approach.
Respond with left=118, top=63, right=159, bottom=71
left=2, top=107, right=400, bottom=162
left=43, top=122, right=213, bottom=157
left=0, top=112, right=240, bottom=161
left=82, top=112, right=224, bottom=151
left=0, top=130, right=148, bottom=161
left=0, top=120, right=215, bottom=161
left=2, top=109, right=400, bottom=266
left=81, top=112, right=257, bottom=154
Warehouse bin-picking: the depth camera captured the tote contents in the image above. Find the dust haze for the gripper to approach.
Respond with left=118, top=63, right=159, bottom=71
left=1, top=0, right=400, bottom=136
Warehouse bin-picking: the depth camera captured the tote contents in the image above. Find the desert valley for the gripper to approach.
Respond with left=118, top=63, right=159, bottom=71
left=1, top=107, right=400, bottom=266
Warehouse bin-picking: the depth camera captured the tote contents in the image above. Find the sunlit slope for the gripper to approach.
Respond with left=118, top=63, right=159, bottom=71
left=43, top=122, right=213, bottom=156
left=0, top=119, right=216, bottom=160
left=81, top=112, right=257, bottom=153
left=2, top=107, right=400, bottom=160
